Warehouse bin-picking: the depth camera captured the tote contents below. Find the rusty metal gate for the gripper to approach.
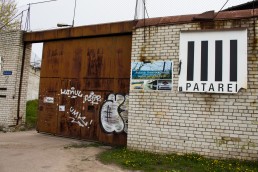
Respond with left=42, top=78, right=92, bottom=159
left=37, top=33, right=131, bottom=145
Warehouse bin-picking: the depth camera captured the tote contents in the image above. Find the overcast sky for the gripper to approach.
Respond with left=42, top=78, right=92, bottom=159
left=16, top=0, right=252, bottom=58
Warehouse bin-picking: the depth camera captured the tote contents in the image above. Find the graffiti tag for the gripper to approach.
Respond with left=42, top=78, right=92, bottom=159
left=69, top=107, right=92, bottom=128
left=100, top=94, right=129, bottom=133
left=83, top=91, right=102, bottom=105
left=61, top=88, right=102, bottom=105
left=60, top=88, right=102, bottom=127
left=119, top=95, right=129, bottom=133
left=61, top=87, right=83, bottom=99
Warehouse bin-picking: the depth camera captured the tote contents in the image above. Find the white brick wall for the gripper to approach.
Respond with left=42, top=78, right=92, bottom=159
left=128, top=19, right=258, bottom=160
left=27, top=67, right=40, bottom=101
left=0, top=31, right=31, bottom=127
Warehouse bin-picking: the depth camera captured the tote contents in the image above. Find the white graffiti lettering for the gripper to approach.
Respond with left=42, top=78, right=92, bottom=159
left=83, top=91, right=102, bottom=105
left=60, top=88, right=102, bottom=105
left=119, top=95, right=129, bottom=133
left=69, top=107, right=92, bottom=128
left=100, top=94, right=129, bottom=133
left=61, top=87, right=83, bottom=99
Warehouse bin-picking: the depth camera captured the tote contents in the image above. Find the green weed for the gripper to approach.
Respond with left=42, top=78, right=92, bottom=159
left=97, top=147, right=258, bottom=172
left=25, top=99, right=38, bottom=129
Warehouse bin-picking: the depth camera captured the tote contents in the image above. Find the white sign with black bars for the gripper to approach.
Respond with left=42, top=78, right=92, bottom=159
left=178, top=29, right=247, bottom=93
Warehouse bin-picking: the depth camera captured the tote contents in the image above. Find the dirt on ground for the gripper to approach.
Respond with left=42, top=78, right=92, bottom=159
left=0, top=130, right=131, bottom=172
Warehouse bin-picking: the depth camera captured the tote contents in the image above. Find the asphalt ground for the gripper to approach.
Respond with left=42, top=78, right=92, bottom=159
left=0, top=131, right=129, bottom=172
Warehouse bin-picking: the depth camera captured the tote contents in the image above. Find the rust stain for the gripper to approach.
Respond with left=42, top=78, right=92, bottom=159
left=24, top=21, right=134, bottom=42
left=87, top=48, right=103, bottom=78
left=140, top=45, right=146, bottom=62
left=253, top=18, right=257, bottom=50
left=222, top=137, right=241, bottom=142
left=136, top=9, right=258, bottom=28
left=200, top=21, right=215, bottom=29
left=231, top=19, right=242, bottom=27
left=73, top=48, right=83, bottom=77
left=155, top=111, right=165, bottom=118
left=38, top=34, right=131, bottom=146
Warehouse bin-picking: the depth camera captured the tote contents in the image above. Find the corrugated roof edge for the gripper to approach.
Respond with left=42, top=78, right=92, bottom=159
left=223, top=0, right=258, bottom=11
left=135, top=8, right=258, bottom=28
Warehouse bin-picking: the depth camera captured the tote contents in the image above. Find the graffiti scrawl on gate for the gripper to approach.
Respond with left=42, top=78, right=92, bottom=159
left=83, top=91, right=102, bottom=105
left=70, top=107, right=92, bottom=127
left=100, top=94, right=128, bottom=133
left=61, top=87, right=83, bottom=98
left=60, top=88, right=102, bottom=128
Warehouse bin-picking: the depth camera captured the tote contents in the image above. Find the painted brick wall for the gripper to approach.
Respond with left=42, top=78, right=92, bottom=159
left=128, top=18, right=258, bottom=160
left=0, top=31, right=31, bottom=127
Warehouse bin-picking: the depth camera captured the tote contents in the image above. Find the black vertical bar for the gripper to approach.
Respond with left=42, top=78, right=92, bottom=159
left=187, top=41, right=195, bottom=81
left=201, top=41, right=208, bottom=81
left=230, top=40, right=237, bottom=81
left=215, top=40, right=223, bottom=81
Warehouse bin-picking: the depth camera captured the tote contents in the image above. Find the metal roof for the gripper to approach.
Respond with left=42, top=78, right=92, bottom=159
left=135, top=8, right=258, bottom=28
left=24, top=20, right=135, bottom=42
left=223, top=0, right=258, bottom=11
left=24, top=8, right=258, bottom=42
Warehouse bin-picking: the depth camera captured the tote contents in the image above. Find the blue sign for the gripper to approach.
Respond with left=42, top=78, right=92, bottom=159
left=131, top=61, right=173, bottom=91
left=3, top=71, right=12, bottom=75
left=131, top=61, right=172, bottom=80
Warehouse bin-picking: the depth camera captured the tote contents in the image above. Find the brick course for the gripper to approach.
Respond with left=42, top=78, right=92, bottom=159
left=128, top=18, right=258, bottom=160
left=0, top=31, right=31, bottom=127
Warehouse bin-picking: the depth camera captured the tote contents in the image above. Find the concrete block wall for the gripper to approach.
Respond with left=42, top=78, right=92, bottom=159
left=27, top=67, right=40, bottom=101
left=128, top=18, right=258, bottom=160
left=0, top=31, right=31, bottom=127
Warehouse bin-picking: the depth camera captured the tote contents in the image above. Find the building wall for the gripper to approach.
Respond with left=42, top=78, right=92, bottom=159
left=128, top=18, right=258, bottom=160
left=0, top=31, right=31, bottom=127
left=27, top=67, right=40, bottom=101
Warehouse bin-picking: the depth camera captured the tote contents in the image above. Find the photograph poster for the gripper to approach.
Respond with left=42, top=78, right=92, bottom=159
left=131, top=61, right=173, bottom=91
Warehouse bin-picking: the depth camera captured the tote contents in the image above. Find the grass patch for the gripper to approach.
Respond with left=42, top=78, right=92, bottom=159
left=64, top=142, right=103, bottom=149
left=25, top=99, right=38, bottom=129
left=97, top=147, right=258, bottom=172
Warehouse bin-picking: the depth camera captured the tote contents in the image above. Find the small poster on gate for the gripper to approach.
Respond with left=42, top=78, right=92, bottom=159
left=59, top=105, right=65, bottom=112
left=43, top=97, right=54, bottom=104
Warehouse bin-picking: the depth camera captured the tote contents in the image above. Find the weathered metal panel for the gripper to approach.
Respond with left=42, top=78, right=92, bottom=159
left=135, top=8, right=258, bottom=28
left=23, top=21, right=135, bottom=43
left=40, top=42, right=64, bottom=78
left=37, top=78, right=59, bottom=134
left=58, top=79, right=82, bottom=138
left=37, top=33, right=131, bottom=145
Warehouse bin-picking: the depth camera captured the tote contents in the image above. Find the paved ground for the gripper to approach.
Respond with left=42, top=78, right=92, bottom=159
left=0, top=131, right=129, bottom=172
